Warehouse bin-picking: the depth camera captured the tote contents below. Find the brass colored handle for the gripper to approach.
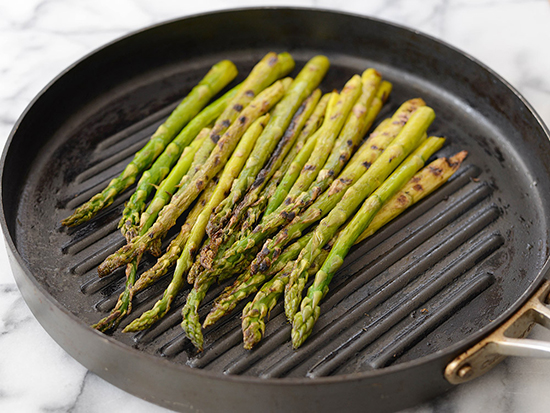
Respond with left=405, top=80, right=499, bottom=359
left=445, top=280, right=550, bottom=384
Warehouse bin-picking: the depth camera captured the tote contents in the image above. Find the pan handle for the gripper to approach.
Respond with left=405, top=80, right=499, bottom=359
left=445, top=280, right=550, bottom=384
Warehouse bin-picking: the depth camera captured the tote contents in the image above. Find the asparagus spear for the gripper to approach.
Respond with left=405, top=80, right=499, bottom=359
left=283, top=108, right=436, bottom=321
left=123, top=114, right=270, bottom=332
left=123, top=137, right=446, bottom=331
left=202, top=78, right=361, bottom=279
left=294, top=77, right=390, bottom=209
left=93, top=131, right=220, bottom=331
left=97, top=77, right=292, bottom=277
left=232, top=90, right=329, bottom=241
left=203, top=231, right=315, bottom=327
left=146, top=129, right=220, bottom=257
left=200, top=80, right=390, bottom=327
left=252, top=98, right=427, bottom=274
left=258, top=73, right=388, bottom=237
left=356, top=151, right=468, bottom=243
left=136, top=137, right=224, bottom=279
left=131, top=192, right=207, bottom=295
left=119, top=85, right=240, bottom=239
left=263, top=92, right=332, bottom=217
left=280, top=76, right=362, bottom=203
left=207, top=56, right=330, bottom=239
left=62, top=60, right=238, bottom=227
left=198, top=92, right=332, bottom=271
left=226, top=89, right=323, bottom=238
left=92, top=128, right=215, bottom=331
left=242, top=246, right=330, bottom=350
left=91, top=177, right=215, bottom=332
left=262, top=114, right=324, bottom=214
left=196, top=91, right=322, bottom=276
left=241, top=150, right=467, bottom=347
left=194, top=92, right=328, bottom=277
left=290, top=137, right=448, bottom=347
left=203, top=97, right=421, bottom=282
left=178, top=85, right=354, bottom=294
left=139, top=51, right=294, bottom=239
left=126, top=126, right=209, bottom=238
left=192, top=90, right=324, bottom=282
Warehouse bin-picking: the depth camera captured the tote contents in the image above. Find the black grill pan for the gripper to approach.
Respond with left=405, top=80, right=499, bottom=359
left=2, top=7, right=550, bottom=413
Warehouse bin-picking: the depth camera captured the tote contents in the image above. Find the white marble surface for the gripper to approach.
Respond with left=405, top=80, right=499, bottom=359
left=1, top=1, right=550, bottom=412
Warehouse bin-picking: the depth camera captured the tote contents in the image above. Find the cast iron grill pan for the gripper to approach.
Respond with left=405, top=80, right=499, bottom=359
left=3, top=8, right=550, bottom=412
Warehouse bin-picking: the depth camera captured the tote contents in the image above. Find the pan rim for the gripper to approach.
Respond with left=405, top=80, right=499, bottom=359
left=2, top=6, right=550, bottom=387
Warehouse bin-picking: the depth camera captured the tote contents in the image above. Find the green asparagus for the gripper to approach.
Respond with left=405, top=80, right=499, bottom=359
left=252, top=98, right=427, bottom=274
left=92, top=128, right=216, bottom=331
left=242, top=245, right=329, bottom=350
left=261, top=72, right=387, bottom=236
left=226, top=88, right=323, bottom=238
left=356, top=150, right=468, bottom=243
left=91, top=178, right=214, bottom=332
left=283, top=107, right=436, bottom=321
left=201, top=77, right=362, bottom=280
left=123, top=114, right=270, bottom=332
left=98, top=77, right=292, bottom=277
left=207, top=56, right=330, bottom=239
left=263, top=92, right=332, bottom=216
left=203, top=231, right=315, bottom=327
left=119, top=84, right=241, bottom=239
left=136, top=126, right=210, bottom=236
left=290, top=137, right=447, bottom=347
left=62, top=60, right=238, bottom=227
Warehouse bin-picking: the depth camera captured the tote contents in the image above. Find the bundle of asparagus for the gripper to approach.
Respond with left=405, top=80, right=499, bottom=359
left=62, top=52, right=467, bottom=352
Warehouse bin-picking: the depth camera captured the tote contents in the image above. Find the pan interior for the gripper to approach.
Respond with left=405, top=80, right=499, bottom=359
left=4, top=9, right=550, bottom=379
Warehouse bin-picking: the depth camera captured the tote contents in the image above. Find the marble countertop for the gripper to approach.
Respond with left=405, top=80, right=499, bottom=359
left=1, top=1, right=550, bottom=412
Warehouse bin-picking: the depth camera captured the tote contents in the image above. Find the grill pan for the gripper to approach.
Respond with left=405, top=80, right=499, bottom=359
left=3, top=7, right=550, bottom=413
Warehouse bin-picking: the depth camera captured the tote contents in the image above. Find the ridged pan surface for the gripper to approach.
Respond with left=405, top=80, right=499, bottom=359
left=2, top=8, right=550, bottom=413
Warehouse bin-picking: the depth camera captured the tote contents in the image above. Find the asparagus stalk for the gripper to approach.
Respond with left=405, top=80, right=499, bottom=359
left=296, top=77, right=390, bottom=208
left=176, top=90, right=345, bottom=293
left=290, top=137, right=448, bottom=347
left=138, top=50, right=294, bottom=239
left=91, top=177, right=214, bottom=332
left=62, top=60, right=238, bottom=227
left=203, top=78, right=361, bottom=279
left=133, top=126, right=210, bottom=237
left=242, top=246, right=330, bottom=350
left=262, top=115, right=324, bottom=214
left=207, top=56, right=330, bottom=239
left=195, top=92, right=329, bottom=275
left=184, top=98, right=422, bottom=287
left=252, top=98, right=427, bottom=273
left=199, top=86, right=324, bottom=269
left=92, top=128, right=216, bottom=331
left=210, top=97, right=420, bottom=280
left=283, top=108, right=436, bottom=321
left=203, top=231, right=315, bottom=327
left=241, top=150, right=467, bottom=347
left=198, top=92, right=329, bottom=271
left=123, top=115, right=270, bottom=332
left=260, top=72, right=387, bottom=236
left=263, top=92, right=332, bottom=216
left=119, top=84, right=241, bottom=239
left=226, top=89, right=323, bottom=238
left=146, top=129, right=220, bottom=257
left=199, top=80, right=390, bottom=327
left=98, top=78, right=291, bottom=277
left=280, top=76, right=362, bottom=204
left=356, top=151, right=468, bottom=243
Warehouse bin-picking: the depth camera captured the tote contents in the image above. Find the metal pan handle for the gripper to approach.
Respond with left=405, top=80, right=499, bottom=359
left=445, top=280, right=550, bottom=384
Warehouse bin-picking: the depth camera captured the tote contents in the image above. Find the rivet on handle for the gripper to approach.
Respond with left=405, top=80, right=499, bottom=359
left=445, top=280, right=550, bottom=385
